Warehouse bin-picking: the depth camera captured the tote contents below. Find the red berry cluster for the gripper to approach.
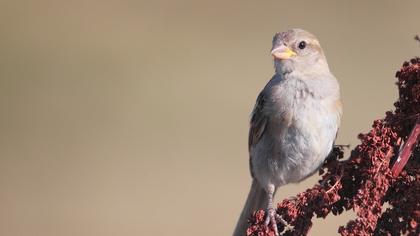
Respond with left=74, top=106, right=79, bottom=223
left=246, top=58, right=420, bottom=236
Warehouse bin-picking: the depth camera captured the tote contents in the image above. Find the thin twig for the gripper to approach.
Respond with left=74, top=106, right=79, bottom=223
left=391, top=117, right=420, bottom=177
left=326, top=175, right=342, bottom=194
left=334, top=144, right=350, bottom=149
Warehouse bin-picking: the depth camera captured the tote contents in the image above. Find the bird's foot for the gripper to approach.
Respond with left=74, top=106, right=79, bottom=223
left=264, top=207, right=279, bottom=236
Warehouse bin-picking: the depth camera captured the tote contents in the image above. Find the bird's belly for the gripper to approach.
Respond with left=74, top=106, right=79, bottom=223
left=252, top=99, right=339, bottom=187
left=278, top=124, right=331, bottom=182
left=279, top=103, right=337, bottom=183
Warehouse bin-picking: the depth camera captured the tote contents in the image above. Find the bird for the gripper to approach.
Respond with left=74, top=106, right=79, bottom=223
left=233, top=29, right=342, bottom=236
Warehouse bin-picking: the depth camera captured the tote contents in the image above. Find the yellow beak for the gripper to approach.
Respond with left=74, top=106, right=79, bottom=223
left=271, top=45, right=297, bottom=60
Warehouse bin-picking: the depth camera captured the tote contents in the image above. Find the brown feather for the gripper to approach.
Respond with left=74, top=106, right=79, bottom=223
left=248, top=92, right=268, bottom=177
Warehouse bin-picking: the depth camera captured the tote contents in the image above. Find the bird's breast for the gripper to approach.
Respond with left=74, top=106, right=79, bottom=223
left=266, top=81, right=340, bottom=183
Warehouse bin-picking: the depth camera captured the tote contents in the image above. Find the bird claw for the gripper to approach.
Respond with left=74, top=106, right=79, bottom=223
left=265, top=208, right=279, bottom=236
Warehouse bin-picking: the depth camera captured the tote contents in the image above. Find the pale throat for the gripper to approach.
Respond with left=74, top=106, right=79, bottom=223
left=274, top=57, right=330, bottom=77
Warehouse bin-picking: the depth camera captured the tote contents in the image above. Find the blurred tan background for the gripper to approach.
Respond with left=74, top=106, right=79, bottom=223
left=0, top=0, right=419, bottom=235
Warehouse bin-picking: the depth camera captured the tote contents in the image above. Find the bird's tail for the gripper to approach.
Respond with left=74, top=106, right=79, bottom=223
left=233, top=179, right=268, bottom=236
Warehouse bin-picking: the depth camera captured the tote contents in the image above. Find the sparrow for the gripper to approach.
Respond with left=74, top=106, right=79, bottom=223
left=233, top=29, right=342, bottom=236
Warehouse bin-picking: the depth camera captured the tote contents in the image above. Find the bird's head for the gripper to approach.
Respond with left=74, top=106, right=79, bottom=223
left=271, top=29, right=330, bottom=75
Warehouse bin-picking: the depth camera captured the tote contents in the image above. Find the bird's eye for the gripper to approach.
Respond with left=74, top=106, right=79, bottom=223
left=298, top=41, right=306, bottom=49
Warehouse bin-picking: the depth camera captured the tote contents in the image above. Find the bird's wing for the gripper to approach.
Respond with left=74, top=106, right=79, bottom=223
left=248, top=92, right=268, bottom=151
left=248, top=91, right=269, bottom=177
